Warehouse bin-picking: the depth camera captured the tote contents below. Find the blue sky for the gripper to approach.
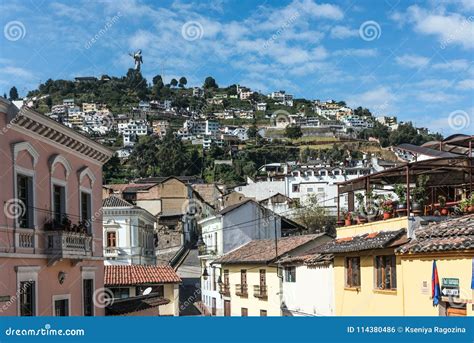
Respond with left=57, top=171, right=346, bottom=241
left=1, top=0, right=473, bottom=135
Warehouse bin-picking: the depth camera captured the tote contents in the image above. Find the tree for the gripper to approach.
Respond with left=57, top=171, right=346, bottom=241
left=354, top=106, right=372, bottom=117
left=285, top=125, right=303, bottom=140
left=9, top=86, right=19, bottom=100
left=293, top=194, right=336, bottom=236
left=178, top=77, right=187, bottom=88
left=170, top=78, right=178, bottom=88
left=152, top=75, right=164, bottom=87
left=3, top=93, right=6, bottom=98
left=203, top=76, right=218, bottom=89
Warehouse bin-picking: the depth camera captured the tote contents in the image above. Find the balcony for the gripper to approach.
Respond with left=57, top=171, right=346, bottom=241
left=104, top=247, right=118, bottom=258
left=45, top=231, right=92, bottom=266
left=219, top=283, right=230, bottom=297
left=254, top=285, right=268, bottom=299
left=235, top=284, right=248, bottom=297
left=198, top=244, right=217, bottom=257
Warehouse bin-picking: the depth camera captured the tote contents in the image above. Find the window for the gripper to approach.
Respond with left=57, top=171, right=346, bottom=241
left=284, top=266, right=296, bottom=282
left=241, top=270, right=247, bottom=285
left=345, top=257, right=361, bottom=288
left=224, top=269, right=229, bottom=285
left=317, top=187, right=324, bottom=192
left=307, top=187, right=314, bottom=192
left=106, top=232, right=117, bottom=247
left=83, top=279, right=94, bottom=316
left=17, top=174, right=33, bottom=228
left=241, top=308, right=248, bottom=316
left=53, top=184, right=66, bottom=223
left=259, top=269, right=266, bottom=286
left=54, top=299, right=69, bottom=316
left=19, top=281, right=35, bottom=316
left=292, top=184, right=300, bottom=193
left=80, top=191, right=92, bottom=230
left=320, top=171, right=326, bottom=176
left=334, top=170, right=340, bottom=175
left=375, top=255, right=397, bottom=290
left=111, top=288, right=129, bottom=299
left=260, top=310, right=267, bottom=316
left=211, top=298, right=216, bottom=316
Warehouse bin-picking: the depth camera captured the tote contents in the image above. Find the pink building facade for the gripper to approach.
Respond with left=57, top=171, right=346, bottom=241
left=0, top=98, right=113, bottom=316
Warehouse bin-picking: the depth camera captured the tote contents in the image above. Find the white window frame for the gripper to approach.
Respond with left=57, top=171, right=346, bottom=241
left=81, top=266, right=97, bottom=316
left=52, top=294, right=71, bottom=316
left=15, top=266, right=40, bottom=316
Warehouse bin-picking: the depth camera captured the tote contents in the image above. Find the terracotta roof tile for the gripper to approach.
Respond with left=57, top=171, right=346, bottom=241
left=397, top=214, right=474, bottom=254
left=102, top=196, right=133, bottom=208
left=213, top=234, right=327, bottom=265
left=104, top=265, right=181, bottom=286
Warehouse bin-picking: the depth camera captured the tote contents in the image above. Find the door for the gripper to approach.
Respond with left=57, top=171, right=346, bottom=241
left=224, top=300, right=231, bottom=317
left=54, top=299, right=69, bottom=316
left=211, top=297, right=216, bottom=316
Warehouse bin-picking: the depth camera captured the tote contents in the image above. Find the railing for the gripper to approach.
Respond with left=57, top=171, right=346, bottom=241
left=235, top=284, right=248, bottom=297
left=254, top=285, right=268, bottom=299
left=45, top=231, right=92, bottom=261
left=104, top=247, right=118, bottom=258
left=219, top=283, right=230, bottom=296
left=18, top=231, right=34, bottom=248
left=197, top=244, right=216, bottom=257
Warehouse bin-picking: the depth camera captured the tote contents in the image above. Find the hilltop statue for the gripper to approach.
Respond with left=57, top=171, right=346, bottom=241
left=129, top=49, right=143, bottom=72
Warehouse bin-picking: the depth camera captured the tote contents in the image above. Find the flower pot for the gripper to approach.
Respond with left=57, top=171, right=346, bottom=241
left=440, top=208, right=449, bottom=216
left=411, top=202, right=422, bottom=215
left=344, top=219, right=352, bottom=226
left=383, top=212, right=392, bottom=220
left=468, top=206, right=474, bottom=213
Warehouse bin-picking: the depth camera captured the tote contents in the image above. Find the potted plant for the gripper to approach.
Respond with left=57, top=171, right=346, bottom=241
left=411, top=175, right=429, bottom=215
left=459, top=198, right=470, bottom=213
left=355, top=193, right=367, bottom=224
left=468, top=194, right=474, bottom=213
left=381, top=195, right=393, bottom=220
left=342, top=210, right=353, bottom=226
left=438, top=195, right=448, bottom=215
left=394, top=184, right=407, bottom=216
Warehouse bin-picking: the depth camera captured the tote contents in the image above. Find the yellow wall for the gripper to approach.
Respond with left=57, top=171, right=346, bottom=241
left=161, top=284, right=180, bottom=316
left=401, top=254, right=474, bottom=316
left=226, top=265, right=281, bottom=316
left=337, top=217, right=408, bottom=238
left=334, top=249, right=405, bottom=316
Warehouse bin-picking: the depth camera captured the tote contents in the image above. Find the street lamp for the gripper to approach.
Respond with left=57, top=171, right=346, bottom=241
left=202, top=267, right=209, bottom=280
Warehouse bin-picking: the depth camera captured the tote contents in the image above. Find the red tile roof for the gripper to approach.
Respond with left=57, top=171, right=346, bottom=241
left=105, top=265, right=181, bottom=286
left=213, top=234, right=327, bottom=265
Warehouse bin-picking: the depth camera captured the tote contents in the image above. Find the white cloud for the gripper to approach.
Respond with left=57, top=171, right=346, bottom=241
left=346, top=87, right=397, bottom=114
left=333, top=49, right=378, bottom=57
left=417, top=91, right=461, bottom=103
left=395, top=54, right=430, bottom=68
left=456, top=79, right=474, bottom=90
left=432, top=59, right=471, bottom=71
left=406, top=5, right=474, bottom=49
left=330, top=25, right=358, bottom=39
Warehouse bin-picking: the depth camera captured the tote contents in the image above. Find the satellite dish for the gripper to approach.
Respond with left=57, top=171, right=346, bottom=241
left=142, top=287, right=153, bottom=295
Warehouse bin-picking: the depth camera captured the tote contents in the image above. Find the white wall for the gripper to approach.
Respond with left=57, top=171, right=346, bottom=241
left=235, top=181, right=286, bottom=201
left=282, top=263, right=335, bottom=316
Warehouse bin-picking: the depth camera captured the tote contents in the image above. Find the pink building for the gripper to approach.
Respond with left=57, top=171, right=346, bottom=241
left=0, top=98, right=113, bottom=316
